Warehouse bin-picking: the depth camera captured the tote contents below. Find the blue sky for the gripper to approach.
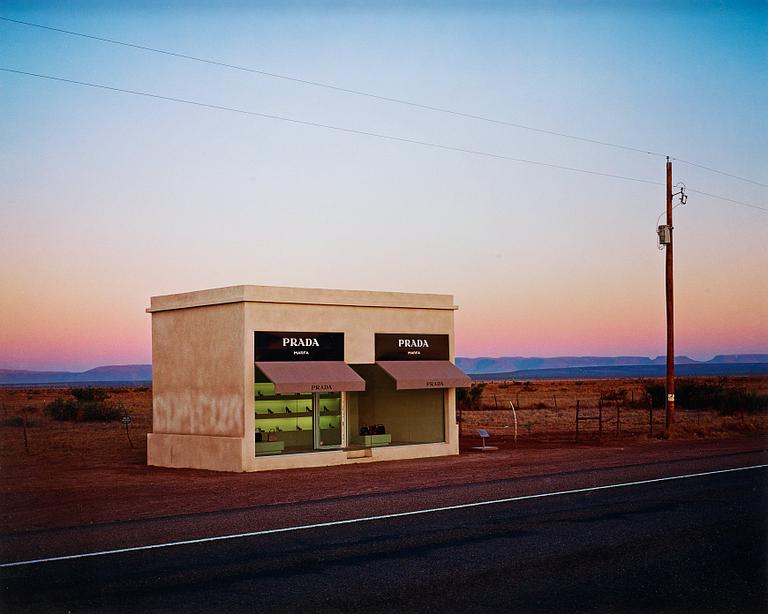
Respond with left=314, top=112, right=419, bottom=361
left=1, top=1, right=766, bottom=369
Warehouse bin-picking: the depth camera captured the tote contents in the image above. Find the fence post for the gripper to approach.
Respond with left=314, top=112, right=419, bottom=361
left=616, top=400, right=620, bottom=436
left=22, top=403, right=30, bottom=454
left=598, top=396, right=603, bottom=440
left=575, top=400, right=580, bottom=442
left=509, top=402, right=518, bottom=448
left=649, top=394, right=654, bottom=437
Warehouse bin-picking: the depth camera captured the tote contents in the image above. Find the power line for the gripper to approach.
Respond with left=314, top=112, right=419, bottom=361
left=0, top=16, right=671, bottom=159
left=4, top=16, right=766, bottom=189
left=675, top=159, right=768, bottom=189
left=0, top=16, right=668, bottom=159
left=0, top=67, right=664, bottom=187
left=685, top=188, right=768, bottom=213
left=2, top=66, right=766, bottom=215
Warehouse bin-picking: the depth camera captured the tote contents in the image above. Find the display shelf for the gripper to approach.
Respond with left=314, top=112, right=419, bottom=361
left=254, top=411, right=339, bottom=419
left=254, top=402, right=315, bottom=412
left=255, top=441, right=285, bottom=455
left=255, top=411, right=311, bottom=419
left=255, top=383, right=337, bottom=401
left=352, top=434, right=391, bottom=447
left=256, top=421, right=312, bottom=433
left=254, top=394, right=312, bottom=401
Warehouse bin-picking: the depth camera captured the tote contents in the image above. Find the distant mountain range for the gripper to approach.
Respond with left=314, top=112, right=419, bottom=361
left=0, top=354, right=766, bottom=384
left=469, top=362, right=768, bottom=382
left=0, top=365, right=152, bottom=385
left=456, top=354, right=768, bottom=374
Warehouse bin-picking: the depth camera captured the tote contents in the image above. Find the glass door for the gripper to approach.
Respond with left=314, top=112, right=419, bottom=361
left=314, top=392, right=342, bottom=449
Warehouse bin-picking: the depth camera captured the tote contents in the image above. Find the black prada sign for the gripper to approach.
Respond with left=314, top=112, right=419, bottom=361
left=375, top=333, right=449, bottom=361
left=254, top=332, right=344, bottom=361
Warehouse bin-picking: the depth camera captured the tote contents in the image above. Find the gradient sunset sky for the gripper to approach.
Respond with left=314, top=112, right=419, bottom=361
left=1, top=1, right=766, bottom=371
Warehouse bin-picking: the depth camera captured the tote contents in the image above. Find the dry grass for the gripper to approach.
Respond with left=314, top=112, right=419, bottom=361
left=460, top=376, right=768, bottom=442
left=0, top=386, right=151, bottom=465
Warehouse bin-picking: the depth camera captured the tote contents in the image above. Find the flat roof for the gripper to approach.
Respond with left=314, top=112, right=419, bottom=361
left=147, top=285, right=457, bottom=313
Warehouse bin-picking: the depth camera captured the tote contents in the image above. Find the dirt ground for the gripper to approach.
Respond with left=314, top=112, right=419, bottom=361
left=0, top=378, right=766, bottom=535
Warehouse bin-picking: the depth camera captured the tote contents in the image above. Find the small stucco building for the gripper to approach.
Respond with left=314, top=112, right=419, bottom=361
left=146, top=285, right=470, bottom=472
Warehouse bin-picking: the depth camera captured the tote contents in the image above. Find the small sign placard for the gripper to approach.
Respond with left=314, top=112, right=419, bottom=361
left=254, top=332, right=344, bottom=362
left=375, top=333, right=449, bottom=361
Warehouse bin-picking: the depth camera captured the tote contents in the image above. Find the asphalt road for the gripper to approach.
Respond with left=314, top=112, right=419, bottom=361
left=1, top=463, right=766, bottom=613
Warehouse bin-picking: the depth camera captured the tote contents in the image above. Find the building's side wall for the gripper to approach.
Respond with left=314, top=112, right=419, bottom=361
left=148, top=303, right=245, bottom=471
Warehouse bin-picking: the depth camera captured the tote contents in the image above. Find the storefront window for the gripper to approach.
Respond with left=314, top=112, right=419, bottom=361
left=254, top=382, right=341, bottom=455
left=348, top=365, right=445, bottom=447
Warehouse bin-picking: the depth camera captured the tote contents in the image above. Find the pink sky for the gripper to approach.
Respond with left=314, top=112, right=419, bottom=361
left=1, top=274, right=765, bottom=371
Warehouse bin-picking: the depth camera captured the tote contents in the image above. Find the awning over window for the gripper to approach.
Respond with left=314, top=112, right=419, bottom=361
left=255, top=361, right=366, bottom=394
left=376, top=360, right=471, bottom=390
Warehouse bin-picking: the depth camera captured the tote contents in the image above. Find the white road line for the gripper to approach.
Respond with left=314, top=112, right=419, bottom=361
left=1, top=463, right=765, bottom=569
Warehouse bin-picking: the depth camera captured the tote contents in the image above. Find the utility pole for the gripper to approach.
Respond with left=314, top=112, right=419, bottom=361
left=664, top=157, right=675, bottom=430
left=657, top=159, right=686, bottom=432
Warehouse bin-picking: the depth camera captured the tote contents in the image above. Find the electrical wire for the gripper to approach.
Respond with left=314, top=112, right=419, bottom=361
left=0, top=16, right=669, bottom=160
left=674, top=159, right=768, bottom=189
left=0, top=67, right=664, bottom=187
left=2, top=66, right=766, bottom=215
left=685, top=188, right=768, bottom=214
left=4, top=16, right=766, bottom=189
left=656, top=202, right=684, bottom=228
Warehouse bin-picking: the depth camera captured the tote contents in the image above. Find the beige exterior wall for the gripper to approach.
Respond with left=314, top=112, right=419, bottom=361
left=147, top=433, right=246, bottom=472
left=148, top=302, right=245, bottom=471
left=241, top=301, right=455, bottom=365
left=147, top=285, right=460, bottom=472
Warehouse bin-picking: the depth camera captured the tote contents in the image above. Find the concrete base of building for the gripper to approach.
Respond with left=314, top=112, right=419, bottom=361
left=147, top=433, right=458, bottom=473
left=147, top=433, right=247, bottom=472
left=244, top=440, right=459, bottom=472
